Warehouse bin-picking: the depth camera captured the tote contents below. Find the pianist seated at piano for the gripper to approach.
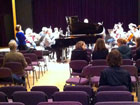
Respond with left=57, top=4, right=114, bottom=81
left=92, top=38, right=109, bottom=60
left=71, top=41, right=90, bottom=63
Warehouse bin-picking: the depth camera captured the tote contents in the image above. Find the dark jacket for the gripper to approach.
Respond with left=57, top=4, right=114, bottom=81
left=136, top=47, right=140, bottom=60
left=71, top=48, right=90, bottom=62
left=99, top=66, right=132, bottom=92
left=117, top=45, right=131, bottom=59
left=92, top=48, right=108, bottom=60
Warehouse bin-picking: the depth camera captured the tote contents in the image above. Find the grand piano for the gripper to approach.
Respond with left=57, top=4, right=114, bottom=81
left=52, top=16, right=103, bottom=49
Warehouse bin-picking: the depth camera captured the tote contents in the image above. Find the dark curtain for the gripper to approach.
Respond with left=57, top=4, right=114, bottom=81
left=0, top=0, right=13, bottom=47
left=32, top=0, right=138, bottom=33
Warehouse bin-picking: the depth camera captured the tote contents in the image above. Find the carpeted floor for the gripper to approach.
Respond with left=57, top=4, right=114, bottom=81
left=33, top=61, right=70, bottom=91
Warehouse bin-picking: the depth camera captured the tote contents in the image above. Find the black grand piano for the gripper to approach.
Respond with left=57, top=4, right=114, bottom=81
left=52, top=16, right=103, bottom=49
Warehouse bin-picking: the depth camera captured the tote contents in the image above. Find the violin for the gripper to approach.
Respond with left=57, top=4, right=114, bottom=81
left=127, top=33, right=133, bottom=42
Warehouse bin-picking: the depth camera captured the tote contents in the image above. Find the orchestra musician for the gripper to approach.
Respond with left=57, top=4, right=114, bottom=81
left=126, top=23, right=140, bottom=46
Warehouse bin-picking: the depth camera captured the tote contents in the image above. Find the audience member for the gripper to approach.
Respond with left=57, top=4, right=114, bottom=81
left=71, top=41, right=90, bottom=62
left=16, top=24, right=28, bottom=50
left=117, top=38, right=132, bottom=59
left=99, top=49, right=132, bottom=92
left=135, top=37, right=140, bottom=60
left=92, top=38, right=108, bottom=60
left=3, top=40, right=27, bottom=85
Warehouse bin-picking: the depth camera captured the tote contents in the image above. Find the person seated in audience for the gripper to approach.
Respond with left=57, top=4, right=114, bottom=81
left=135, top=37, right=140, bottom=60
left=135, top=37, right=140, bottom=73
left=71, top=41, right=90, bottom=62
left=99, top=49, right=132, bottom=92
left=3, top=40, right=27, bottom=85
left=92, top=38, right=108, bottom=60
left=16, top=24, right=28, bottom=50
left=117, top=38, right=132, bottom=59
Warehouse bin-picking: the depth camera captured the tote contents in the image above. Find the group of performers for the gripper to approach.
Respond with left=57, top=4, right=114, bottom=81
left=16, top=25, right=64, bottom=50
left=108, top=22, right=140, bottom=46
left=15, top=22, right=140, bottom=62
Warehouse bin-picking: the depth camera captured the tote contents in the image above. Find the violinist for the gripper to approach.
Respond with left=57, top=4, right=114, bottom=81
left=127, top=23, right=140, bottom=46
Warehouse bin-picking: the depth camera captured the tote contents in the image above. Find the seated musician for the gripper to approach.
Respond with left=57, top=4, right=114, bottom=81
left=107, top=22, right=125, bottom=46
left=127, top=23, right=140, bottom=46
left=40, top=28, right=55, bottom=50
left=36, top=27, right=48, bottom=46
left=25, top=28, right=37, bottom=49
left=92, top=38, right=108, bottom=60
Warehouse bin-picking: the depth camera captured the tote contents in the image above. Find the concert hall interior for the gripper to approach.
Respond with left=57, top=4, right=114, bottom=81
left=0, top=0, right=140, bottom=104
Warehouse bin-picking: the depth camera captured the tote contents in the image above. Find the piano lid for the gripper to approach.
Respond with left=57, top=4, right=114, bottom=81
left=66, top=16, right=103, bottom=35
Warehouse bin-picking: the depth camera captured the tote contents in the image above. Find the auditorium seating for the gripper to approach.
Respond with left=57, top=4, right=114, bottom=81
left=13, top=91, right=47, bottom=105
left=53, top=91, right=89, bottom=105
left=31, top=86, right=59, bottom=99
left=37, top=101, right=82, bottom=105
left=95, top=101, right=140, bottom=105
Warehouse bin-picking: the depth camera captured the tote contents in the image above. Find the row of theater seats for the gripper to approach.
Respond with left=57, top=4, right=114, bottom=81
left=66, top=60, right=138, bottom=93
left=1, top=101, right=140, bottom=105
left=0, top=85, right=137, bottom=105
left=0, top=50, right=49, bottom=88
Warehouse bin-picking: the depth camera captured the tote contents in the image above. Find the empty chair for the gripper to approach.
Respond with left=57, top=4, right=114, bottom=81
left=0, top=92, right=8, bottom=102
left=66, top=65, right=90, bottom=85
left=25, top=57, right=37, bottom=85
left=0, top=102, right=25, bottom=105
left=121, top=65, right=138, bottom=92
left=91, top=59, right=107, bottom=66
left=53, top=91, right=89, bottom=105
left=38, top=102, right=82, bottom=105
left=95, top=101, right=140, bottom=105
left=0, top=67, right=14, bottom=85
left=0, top=86, right=27, bottom=99
left=82, top=65, right=108, bottom=86
left=69, top=60, right=88, bottom=77
left=31, top=86, right=59, bottom=99
left=13, top=91, right=47, bottom=105
left=122, top=59, right=133, bottom=65
left=64, top=85, right=94, bottom=104
left=95, top=91, right=133, bottom=102
left=97, top=85, right=129, bottom=92
left=33, top=50, right=47, bottom=73
left=24, top=53, right=43, bottom=78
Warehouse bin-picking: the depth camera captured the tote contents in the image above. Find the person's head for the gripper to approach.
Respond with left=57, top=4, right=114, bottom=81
left=94, top=38, right=106, bottom=51
left=16, top=24, right=22, bottom=32
left=136, top=37, right=140, bottom=47
left=54, top=27, right=58, bottom=32
left=42, top=27, right=48, bottom=34
left=107, top=49, right=122, bottom=67
left=84, top=18, right=89, bottom=23
left=25, top=28, right=33, bottom=36
left=75, top=41, right=86, bottom=50
left=117, top=38, right=127, bottom=46
left=8, top=40, right=17, bottom=51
